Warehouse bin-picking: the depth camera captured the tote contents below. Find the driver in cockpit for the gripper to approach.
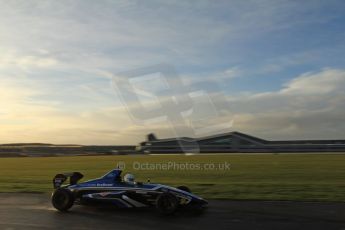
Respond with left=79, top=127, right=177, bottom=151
left=123, top=173, right=136, bottom=185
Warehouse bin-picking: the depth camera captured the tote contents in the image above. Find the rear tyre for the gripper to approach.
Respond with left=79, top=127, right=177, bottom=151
left=156, top=192, right=179, bottom=215
left=52, top=188, right=74, bottom=212
left=177, top=186, right=191, bottom=193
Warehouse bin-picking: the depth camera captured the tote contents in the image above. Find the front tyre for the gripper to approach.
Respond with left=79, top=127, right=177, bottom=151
left=156, top=192, right=178, bottom=215
left=52, top=188, right=74, bottom=212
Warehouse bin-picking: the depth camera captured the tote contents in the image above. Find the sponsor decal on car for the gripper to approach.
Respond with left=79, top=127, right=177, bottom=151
left=96, top=183, right=113, bottom=187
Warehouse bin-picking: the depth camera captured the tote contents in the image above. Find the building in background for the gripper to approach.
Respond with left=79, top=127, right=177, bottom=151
left=138, top=132, right=345, bottom=153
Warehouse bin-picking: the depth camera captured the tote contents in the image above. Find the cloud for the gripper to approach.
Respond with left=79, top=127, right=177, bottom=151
left=0, top=75, right=132, bottom=144
left=1, top=0, right=342, bottom=72
left=109, top=68, right=345, bottom=142
left=2, top=67, right=344, bottom=144
left=0, top=51, right=58, bottom=71
left=228, top=68, right=345, bottom=139
left=0, top=1, right=345, bottom=144
left=281, top=68, right=345, bottom=94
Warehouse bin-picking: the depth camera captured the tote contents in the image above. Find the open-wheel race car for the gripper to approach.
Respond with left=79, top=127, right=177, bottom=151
left=51, top=167, right=208, bottom=215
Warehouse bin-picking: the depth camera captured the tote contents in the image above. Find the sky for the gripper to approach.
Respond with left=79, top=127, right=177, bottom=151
left=0, top=0, right=345, bottom=145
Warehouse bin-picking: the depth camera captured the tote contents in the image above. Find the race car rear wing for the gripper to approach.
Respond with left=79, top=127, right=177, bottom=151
left=53, top=172, right=84, bottom=189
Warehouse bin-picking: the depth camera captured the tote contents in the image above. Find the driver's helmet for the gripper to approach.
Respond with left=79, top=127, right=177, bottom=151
left=124, top=173, right=135, bottom=184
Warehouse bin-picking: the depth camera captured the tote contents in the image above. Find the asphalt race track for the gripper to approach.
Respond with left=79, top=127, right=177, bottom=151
left=0, top=194, right=345, bottom=230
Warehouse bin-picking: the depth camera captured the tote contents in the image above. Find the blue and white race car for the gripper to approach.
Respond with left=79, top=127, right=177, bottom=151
left=51, top=167, right=208, bottom=215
